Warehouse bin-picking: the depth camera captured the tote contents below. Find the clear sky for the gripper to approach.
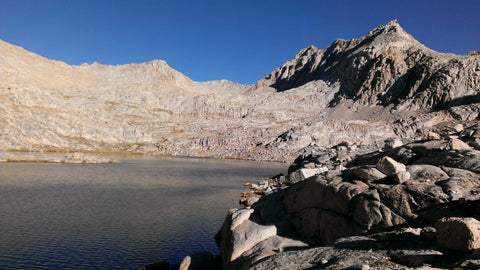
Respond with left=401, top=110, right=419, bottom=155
left=0, top=0, right=479, bottom=85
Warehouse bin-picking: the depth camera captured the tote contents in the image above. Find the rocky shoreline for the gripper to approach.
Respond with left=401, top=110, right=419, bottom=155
left=1, top=151, right=118, bottom=164
left=150, top=122, right=480, bottom=270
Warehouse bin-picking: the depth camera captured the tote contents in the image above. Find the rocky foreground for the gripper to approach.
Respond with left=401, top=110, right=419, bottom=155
left=218, top=123, right=480, bottom=270
left=149, top=122, right=480, bottom=270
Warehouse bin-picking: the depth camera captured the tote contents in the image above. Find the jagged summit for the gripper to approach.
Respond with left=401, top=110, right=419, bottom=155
left=366, top=20, right=411, bottom=40
left=295, top=45, right=320, bottom=58
left=256, top=20, right=479, bottom=110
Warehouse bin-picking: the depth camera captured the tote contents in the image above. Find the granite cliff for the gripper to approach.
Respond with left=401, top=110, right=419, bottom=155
left=1, top=20, right=479, bottom=162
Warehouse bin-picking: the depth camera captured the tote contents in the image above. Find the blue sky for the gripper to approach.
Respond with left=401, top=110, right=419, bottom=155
left=1, top=0, right=479, bottom=84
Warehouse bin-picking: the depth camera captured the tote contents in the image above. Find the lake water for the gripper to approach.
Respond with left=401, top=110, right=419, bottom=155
left=0, top=155, right=286, bottom=269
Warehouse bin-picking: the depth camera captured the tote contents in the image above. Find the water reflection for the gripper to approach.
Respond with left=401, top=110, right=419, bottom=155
left=0, top=155, right=286, bottom=269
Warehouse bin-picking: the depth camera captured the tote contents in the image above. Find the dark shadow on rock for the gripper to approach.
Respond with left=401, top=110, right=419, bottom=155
left=388, top=252, right=444, bottom=267
left=443, top=94, right=480, bottom=110
left=144, top=261, right=170, bottom=270
left=333, top=237, right=377, bottom=250
left=415, top=199, right=480, bottom=225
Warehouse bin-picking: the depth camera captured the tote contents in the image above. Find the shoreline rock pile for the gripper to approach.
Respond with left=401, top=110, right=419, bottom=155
left=216, top=123, right=480, bottom=269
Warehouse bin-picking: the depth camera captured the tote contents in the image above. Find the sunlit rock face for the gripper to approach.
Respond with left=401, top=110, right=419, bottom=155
left=1, top=20, right=479, bottom=161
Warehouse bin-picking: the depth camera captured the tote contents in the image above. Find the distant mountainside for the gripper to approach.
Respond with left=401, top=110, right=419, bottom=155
left=1, top=20, right=479, bottom=161
left=256, top=20, right=479, bottom=110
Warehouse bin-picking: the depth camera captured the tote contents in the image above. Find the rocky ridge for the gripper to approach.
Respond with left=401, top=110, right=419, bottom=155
left=2, top=20, right=479, bottom=162
left=256, top=20, right=480, bottom=111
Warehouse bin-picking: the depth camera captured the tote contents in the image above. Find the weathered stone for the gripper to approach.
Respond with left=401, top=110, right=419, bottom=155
left=408, top=140, right=448, bottom=155
left=254, top=189, right=287, bottom=223
left=427, top=131, right=441, bottom=140
left=413, top=149, right=480, bottom=173
left=376, top=185, right=417, bottom=219
left=286, top=168, right=323, bottom=184
left=403, top=182, right=449, bottom=212
left=249, top=236, right=411, bottom=270
left=222, top=218, right=277, bottom=265
left=384, top=138, right=403, bottom=150
left=449, top=138, right=472, bottom=150
left=407, top=165, right=449, bottom=182
left=387, top=249, right=443, bottom=267
left=245, top=197, right=259, bottom=207
left=455, top=248, right=480, bottom=269
left=454, top=124, right=465, bottom=132
left=449, top=106, right=480, bottom=121
left=376, top=156, right=406, bottom=176
left=393, top=171, right=410, bottom=184
left=230, top=208, right=254, bottom=230
left=345, top=165, right=387, bottom=181
left=435, top=217, right=480, bottom=252
left=437, top=167, right=480, bottom=200
left=352, top=190, right=406, bottom=230
left=282, top=176, right=369, bottom=216
left=239, top=235, right=308, bottom=267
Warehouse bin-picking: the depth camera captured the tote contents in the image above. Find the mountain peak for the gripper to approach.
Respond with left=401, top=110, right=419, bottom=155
left=294, top=45, right=320, bottom=59
left=361, top=19, right=419, bottom=47
left=369, top=20, right=404, bottom=35
left=256, top=21, right=479, bottom=110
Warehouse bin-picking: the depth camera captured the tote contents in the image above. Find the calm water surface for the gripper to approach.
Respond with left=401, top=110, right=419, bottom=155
left=0, top=155, right=286, bottom=269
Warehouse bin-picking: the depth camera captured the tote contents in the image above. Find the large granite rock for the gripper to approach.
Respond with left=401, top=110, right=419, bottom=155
left=249, top=228, right=449, bottom=270
left=217, top=208, right=307, bottom=270
left=435, top=217, right=480, bottom=252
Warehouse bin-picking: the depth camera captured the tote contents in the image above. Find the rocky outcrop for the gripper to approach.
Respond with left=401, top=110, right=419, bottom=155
left=218, top=127, right=480, bottom=269
left=2, top=20, right=478, bottom=162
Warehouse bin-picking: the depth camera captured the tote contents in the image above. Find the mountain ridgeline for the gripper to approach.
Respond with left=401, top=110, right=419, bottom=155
left=256, top=20, right=479, bottom=110
left=1, top=20, right=479, bottom=161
